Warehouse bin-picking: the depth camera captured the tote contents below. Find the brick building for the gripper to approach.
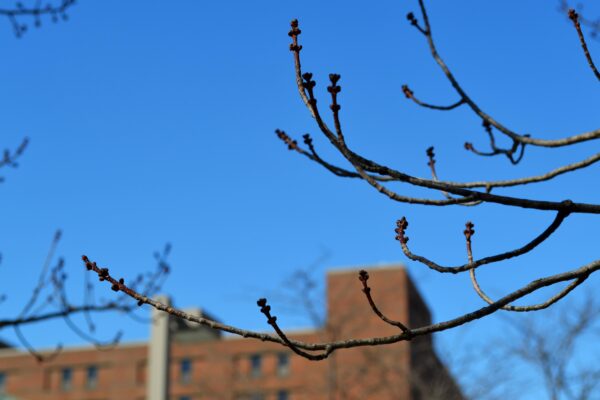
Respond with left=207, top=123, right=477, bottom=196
left=0, top=265, right=463, bottom=400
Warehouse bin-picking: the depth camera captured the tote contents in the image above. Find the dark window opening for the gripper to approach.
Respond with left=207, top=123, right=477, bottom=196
left=250, top=354, right=262, bottom=378
left=180, top=358, right=192, bottom=384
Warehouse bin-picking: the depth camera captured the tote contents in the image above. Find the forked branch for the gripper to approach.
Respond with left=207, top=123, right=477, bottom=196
left=88, top=1, right=600, bottom=362
left=83, top=255, right=600, bottom=360
left=404, top=0, right=600, bottom=151
left=1, top=232, right=170, bottom=361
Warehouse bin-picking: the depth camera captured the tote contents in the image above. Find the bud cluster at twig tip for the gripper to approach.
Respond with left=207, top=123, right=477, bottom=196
left=358, top=269, right=369, bottom=282
left=302, top=72, right=316, bottom=90
left=275, top=129, right=298, bottom=151
left=568, top=9, right=579, bottom=24
left=288, top=19, right=301, bottom=37
left=463, top=221, right=475, bottom=241
left=464, top=142, right=473, bottom=151
left=395, top=217, right=409, bottom=244
left=257, top=298, right=277, bottom=325
left=288, top=19, right=302, bottom=52
left=426, top=146, right=435, bottom=168
left=302, top=133, right=312, bottom=146
left=406, top=12, right=418, bottom=26
left=401, top=84, right=414, bottom=99
left=358, top=270, right=370, bottom=293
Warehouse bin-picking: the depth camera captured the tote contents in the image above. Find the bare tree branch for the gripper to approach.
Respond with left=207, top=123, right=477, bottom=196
left=568, top=8, right=600, bottom=81
left=83, top=255, right=600, bottom=360
left=0, top=0, right=76, bottom=37
left=0, top=229, right=170, bottom=360
left=87, top=1, right=600, bottom=362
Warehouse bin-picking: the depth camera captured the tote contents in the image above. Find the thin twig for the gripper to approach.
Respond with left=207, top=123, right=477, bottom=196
left=394, top=207, right=571, bottom=274
left=568, top=9, right=600, bottom=81
left=358, top=270, right=411, bottom=334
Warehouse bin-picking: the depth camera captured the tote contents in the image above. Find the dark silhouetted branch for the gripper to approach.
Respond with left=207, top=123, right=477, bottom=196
left=0, top=0, right=76, bottom=38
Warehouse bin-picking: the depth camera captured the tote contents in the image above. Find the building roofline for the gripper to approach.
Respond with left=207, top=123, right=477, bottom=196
left=326, top=263, right=406, bottom=275
left=0, top=340, right=147, bottom=358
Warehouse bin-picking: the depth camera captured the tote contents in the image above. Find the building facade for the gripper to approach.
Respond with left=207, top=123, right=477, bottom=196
left=0, top=265, right=463, bottom=400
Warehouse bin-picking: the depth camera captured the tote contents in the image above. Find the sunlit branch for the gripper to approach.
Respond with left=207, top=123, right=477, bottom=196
left=284, top=19, right=600, bottom=214
left=394, top=209, right=570, bottom=274
left=408, top=0, right=600, bottom=149
left=568, top=9, right=600, bottom=81
left=84, top=254, right=600, bottom=360
left=402, top=84, right=465, bottom=111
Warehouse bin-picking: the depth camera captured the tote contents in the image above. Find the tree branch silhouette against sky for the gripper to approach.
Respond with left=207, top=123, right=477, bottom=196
left=0, top=1, right=598, bottom=397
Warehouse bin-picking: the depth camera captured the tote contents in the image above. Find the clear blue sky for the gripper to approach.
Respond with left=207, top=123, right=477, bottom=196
left=0, top=0, right=598, bottom=396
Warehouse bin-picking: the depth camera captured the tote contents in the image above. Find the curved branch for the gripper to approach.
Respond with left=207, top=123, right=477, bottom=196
left=275, top=130, right=396, bottom=181
left=469, top=268, right=587, bottom=312
left=358, top=270, right=411, bottom=334
left=282, top=128, right=600, bottom=192
left=394, top=210, right=570, bottom=274
left=84, top=254, right=600, bottom=359
left=401, top=84, right=465, bottom=111
left=410, top=0, right=600, bottom=148
left=285, top=19, right=600, bottom=214
left=257, top=298, right=332, bottom=361
left=441, top=151, right=600, bottom=189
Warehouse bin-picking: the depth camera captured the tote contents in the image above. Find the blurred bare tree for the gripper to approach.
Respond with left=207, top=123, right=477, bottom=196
left=0, top=138, right=171, bottom=361
left=0, top=0, right=76, bottom=37
left=501, top=293, right=600, bottom=400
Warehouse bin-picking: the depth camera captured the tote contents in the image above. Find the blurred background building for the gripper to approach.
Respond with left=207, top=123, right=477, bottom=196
left=0, top=265, right=462, bottom=400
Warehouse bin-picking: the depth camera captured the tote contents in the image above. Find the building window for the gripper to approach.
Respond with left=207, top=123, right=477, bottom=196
left=180, top=358, right=192, bottom=384
left=277, top=390, right=289, bottom=400
left=179, top=397, right=191, bottom=400
left=86, top=365, right=98, bottom=389
left=0, top=372, right=6, bottom=393
left=61, top=367, right=73, bottom=391
left=249, top=354, right=262, bottom=378
left=277, top=353, right=290, bottom=377
left=250, top=393, right=265, bottom=400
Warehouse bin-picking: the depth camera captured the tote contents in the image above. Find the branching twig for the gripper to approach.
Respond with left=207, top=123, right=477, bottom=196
left=83, top=254, right=600, bottom=360
left=402, top=84, right=465, bottom=111
left=464, top=222, right=587, bottom=312
left=284, top=18, right=600, bottom=214
left=0, top=137, right=28, bottom=182
left=406, top=0, right=600, bottom=150
left=394, top=207, right=571, bottom=274
left=1, top=232, right=169, bottom=360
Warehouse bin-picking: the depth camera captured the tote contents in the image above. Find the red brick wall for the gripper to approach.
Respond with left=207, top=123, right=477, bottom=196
left=0, top=265, right=462, bottom=400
